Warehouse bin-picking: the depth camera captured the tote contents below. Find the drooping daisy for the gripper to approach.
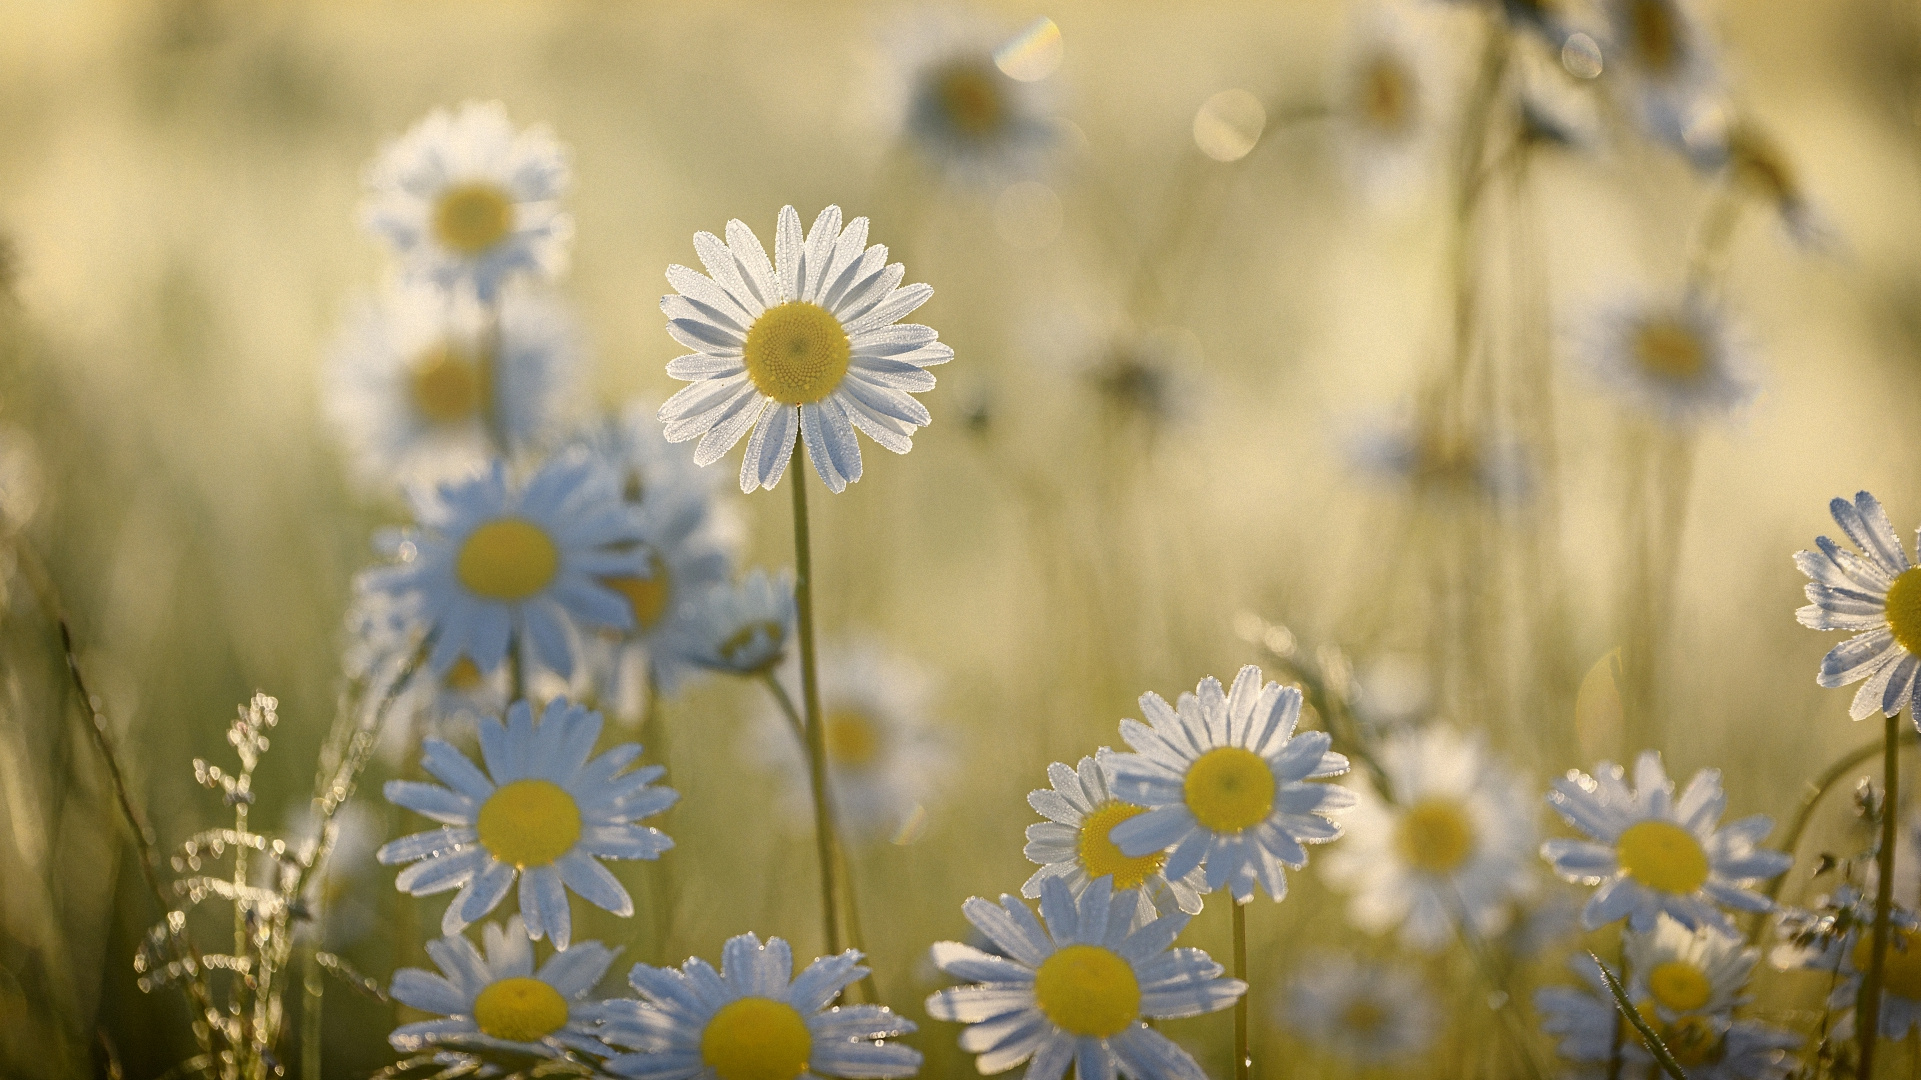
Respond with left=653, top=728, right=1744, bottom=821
left=1624, top=914, right=1759, bottom=1022
left=925, top=876, right=1245, bottom=1080
left=388, top=915, right=617, bottom=1058
left=378, top=696, right=676, bottom=949
left=362, top=101, right=572, bottom=300
left=1722, top=124, right=1833, bottom=252
left=1346, top=420, right=1531, bottom=505
left=1022, top=755, right=1209, bottom=930
left=1796, top=491, right=1921, bottom=720
left=1774, top=888, right=1921, bottom=1039
left=658, top=205, right=951, bottom=494
left=1102, top=665, right=1355, bottom=903
left=683, top=568, right=797, bottom=677
left=1336, top=8, right=1440, bottom=200
left=588, top=481, right=735, bottom=706
left=1537, top=955, right=1799, bottom=1080
left=359, top=454, right=647, bottom=679
left=1580, top=292, right=1756, bottom=425
left=1541, top=750, right=1791, bottom=934
left=597, top=932, right=921, bottom=1080
left=1283, top=953, right=1437, bottom=1065
left=1601, top=0, right=1723, bottom=156
left=1321, top=726, right=1538, bottom=951
left=880, top=13, right=1060, bottom=186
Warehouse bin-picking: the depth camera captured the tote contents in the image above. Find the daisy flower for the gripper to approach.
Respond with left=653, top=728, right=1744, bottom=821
left=1624, top=914, right=1759, bottom=1022
left=1600, top=0, right=1724, bottom=155
left=1321, top=726, right=1539, bottom=951
left=289, top=800, right=382, bottom=951
left=1021, top=755, right=1209, bottom=930
left=1774, top=888, right=1921, bottom=1039
left=1346, top=420, right=1531, bottom=505
left=1796, top=491, right=1921, bottom=720
left=1283, top=953, right=1436, bottom=1065
left=1536, top=955, right=1799, bottom=1080
left=388, top=916, right=617, bottom=1059
left=378, top=696, right=676, bottom=949
left=925, top=876, right=1245, bottom=1080
left=588, top=481, right=734, bottom=707
left=683, top=568, right=797, bottom=677
left=362, top=101, right=572, bottom=300
left=1102, top=665, right=1355, bottom=903
left=1336, top=8, right=1440, bottom=200
left=598, top=932, right=920, bottom=1080
left=1580, top=292, right=1756, bottom=425
left=359, top=454, right=647, bottom=679
left=880, top=13, right=1060, bottom=186
left=343, top=586, right=511, bottom=768
left=658, top=204, right=951, bottom=494
left=1541, top=750, right=1791, bottom=934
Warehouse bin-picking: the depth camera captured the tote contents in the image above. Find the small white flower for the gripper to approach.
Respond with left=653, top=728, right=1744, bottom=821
left=1102, top=665, right=1355, bottom=903
left=589, top=480, right=735, bottom=703
left=388, top=915, right=617, bottom=1058
left=362, top=101, right=572, bottom=300
left=1624, top=914, right=1758, bottom=1022
left=1774, top=887, right=1921, bottom=1040
left=925, top=876, right=1245, bottom=1080
left=1537, top=954, right=1800, bottom=1080
left=1580, top=291, right=1756, bottom=425
left=684, top=568, right=797, bottom=677
left=598, top=932, right=920, bottom=1080
left=1796, top=491, right=1921, bottom=720
left=881, top=13, right=1060, bottom=186
left=1600, top=0, right=1724, bottom=156
left=378, top=697, right=676, bottom=949
left=659, top=205, right=951, bottom=494
left=1346, top=419, right=1531, bottom=504
left=1336, top=7, right=1441, bottom=201
left=1284, top=953, right=1436, bottom=1064
left=1022, top=755, right=1208, bottom=930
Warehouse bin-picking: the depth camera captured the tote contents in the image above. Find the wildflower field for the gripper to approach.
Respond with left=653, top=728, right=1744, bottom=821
left=3, top=1, right=1921, bottom=1078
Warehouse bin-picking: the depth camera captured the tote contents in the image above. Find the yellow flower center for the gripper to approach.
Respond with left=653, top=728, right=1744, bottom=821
left=476, top=779, right=581, bottom=868
left=825, top=710, right=882, bottom=769
left=409, top=341, right=489, bottom=425
left=743, top=302, right=850, bottom=406
left=1338, top=998, right=1388, bottom=1037
left=456, top=518, right=560, bottom=602
left=1615, top=820, right=1710, bottom=895
left=1631, top=317, right=1707, bottom=382
left=1628, top=0, right=1682, bottom=75
left=700, top=997, right=813, bottom=1080
left=936, top=62, right=1005, bottom=136
left=718, top=620, right=785, bottom=671
left=433, top=182, right=515, bottom=255
left=472, top=976, right=569, bottom=1043
left=1853, top=927, right=1921, bottom=1000
left=1647, top=960, right=1713, bottom=1013
left=1358, top=55, right=1416, bottom=135
left=1033, top=945, right=1140, bottom=1038
left=601, top=550, right=671, bottom=631
left=1394, top=797, right=1477, bottom=874
left=445, top=655, right=486, bottom=690
left=1885, top=568, right=1921, bottom=657
left=1183, top=747, right=1275, bottom=833
left=1077, top=802, right=1168, bottom=890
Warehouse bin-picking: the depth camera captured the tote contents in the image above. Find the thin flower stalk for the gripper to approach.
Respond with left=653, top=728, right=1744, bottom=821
left=1859, top=710, right=1903, bottom=1079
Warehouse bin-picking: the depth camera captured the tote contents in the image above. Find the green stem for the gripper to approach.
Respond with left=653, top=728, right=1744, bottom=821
left=1232, top=900, right=1250, bottom=1080
left=301, top=942, right=322, bottom=1080
left=789, top=463, right=844, bottom=959
left=1860, top=711, right=1903, bottom=1080
left=760, top=672, right=807, bottom=742
left=1590, top=952, right=1690, bottom=1080
left=1445, top=885, right=1549, bottom=1080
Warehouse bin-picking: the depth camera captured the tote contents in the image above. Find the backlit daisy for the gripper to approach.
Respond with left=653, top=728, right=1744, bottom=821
left=684, top=568, right=797, bottom=677
left=881, top=14, right=1060, bottom=186
left=389, top=916, right=617, bottom=1059
left=598, top=932, right=921, bottom=1080
left=1321, top=726, right=1538, bottom=951
left=1537, top=955, right=1799, bottom=1080
left=1283, top=953, right=1436, bottom=1065
left=1021, top=755, right=1209, bottom=930
left=658, top=204, right=951, bottom=494
left=1581, top=292, right=1756, bottom=425
left=378, top=696, right=676, bottom=949
left=1336, top=8, right=1439, bottom=200
left=360, top=454, right=647, bottom=679
left=1796, top=491, right=1921, bottom=720
left=1601, top=0, right=1723, bottom=155
left=1541, top=751, right=1790, bottom=934
left=1102, top=665, right=1355, bottom=903
left=1774, top=888, right=1921, bottom=1039
left=363, top=101, right=572, bottom=300
left=925, top=876, right=1245, bottom=1080
left=590, top=481, right=734, bottom=705
left=1625, top=914, right=1758, bottom=1022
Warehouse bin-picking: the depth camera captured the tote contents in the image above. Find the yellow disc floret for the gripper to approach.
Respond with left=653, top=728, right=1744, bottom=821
left=1632, top=317, right=1707, bottom=382
left=1033, top=945, right=1140, bottom=1038
left=602, top=550, right=671, bottom=631
left=1394, top=797, right=1477, bottom=875
left=1184, top=747, right=1276, bottom=833
left=1338, top=998, right=1387, bottom=1037
left=718, top=620, right=784, bottom=671
left=476, top=779, right=582, bottom=868
left=1616, top=820, right=1710, bottom=894
left=1885, top=568, right=1921, bottom=657
left=434, top=182, right=515, bottom=255
left=743, top=302, right=851, bottom=406
left=1078, top=802, right=1167, bottom=890
left=700, top=997, right=813, bottom=1080
left=1647, top=960, right=1713, bottom=1013
left=472, top=976, right=569, bottom=1043
left=825, top=710, right=882, bottom=769
left=1853, top=927, right=1921, bottom=1000
left=410, top=341, right=490, bottom=425
left=457, top=518, right=560, bottom=602
left=1358, top=55, right=1416, bottom=136
left=936, top=62, right=1006, bottom=137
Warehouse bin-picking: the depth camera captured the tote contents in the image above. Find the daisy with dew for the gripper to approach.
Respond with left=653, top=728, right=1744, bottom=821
left=1580, top=291, right=1755, bottom=425
left=925, top=876, right=1245, bottom=1080
left=360, top=453, right=646, bottom=680
left=1796, top=491, right=1921, bottom=720
left=1022, top=755, right=1209, bottom=930
left=881, top=12, right=1060, bottom=186
left=659, top=204, right=951, bottom=494
left=388, top=915, right=618, bottom=1059
left=598, top=932, right=920, bottom=1080
left=1774, top=887, right=1921, bottom=1040
left=1336, top=7, right=1440, bottom=201
left=1283, top=953, right=1436, bottom=1065
left=684, top=568, right=797, bottom=678
left=1102, top=665, right=1354, bottom=903
left=1541, top=750, right=1790, bottom=934
left=363, top=100, right=572, bottom=301
left=1625, top=914, right=1759, bottom=1023
left=1601, top=0, right=1724, bottom=156
left=1321, top=726, right=1538, bottom=951
left=1537, top=955, right=1799, bottom=1080
left=379, top=696, right=676, bottom=949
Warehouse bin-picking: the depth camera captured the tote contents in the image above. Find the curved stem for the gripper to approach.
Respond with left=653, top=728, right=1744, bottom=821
left=1232, top=900, right=1249, bottom=1080
left=789, top=465, right=844, bottom=960
left=1860, top=711, right=1903, bottom=1080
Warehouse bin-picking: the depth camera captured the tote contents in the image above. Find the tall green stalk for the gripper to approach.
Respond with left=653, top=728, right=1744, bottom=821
left=790, top=461, right=845, bottom=958
left=1232, top=900, right=1250, bottom=1080
left=1859, top=711, right=1903, bottom=1080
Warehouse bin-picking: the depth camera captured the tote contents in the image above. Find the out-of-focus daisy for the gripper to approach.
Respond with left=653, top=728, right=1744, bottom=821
left=1021, top=755, right=1209, bottom=930
left=580, top=398, right=735, bottom=534
left=1600, top=0, right=1723, bottom=155
left=362, top=101, right=572, bottom=300
left=1336, top=8, right=1439, bottom=200
left=592, top=483, right=734, bottom=705
left=1347, top=420, right=1531, bottom=504
left=880, top=14, right=1059, bottom=186
left=326, top=286, right=584, bottom=492
left=1537, top=955, right=1799, bottom=1080
left=684, top=568, right=797, bottom=677
left=1283, top=953, right=1436, bottom=1065
left=1796, top=491, right=1921, bottom=721
left=1102, top=665, right=1355, bottom=903
left=1580, top=292, right=1756, bottom=425
left=388, top=915, right=617, bottom=1058
left=925, top=876, right=1245, bottom=1080
left=343, top=587, right=511, bottom=767
left=1723, top=124, right=1833, bottom=252
left=1541, top=750, right=1790, bottom=934
left=290, top=800, right=382, bottom=951
left=658, top=204, right=950, bottom=494
left=360, top=455, right=646, bottom=679
left=1322, top=726, right=1538, bottom=951
left=378, top=697, right=676, bottom=949
left=598, top=932, right=920, bottom=1080
left=1774, top=888, right=1921, bottom=1040
left=1624, top=914, right=1758, bottom=1022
